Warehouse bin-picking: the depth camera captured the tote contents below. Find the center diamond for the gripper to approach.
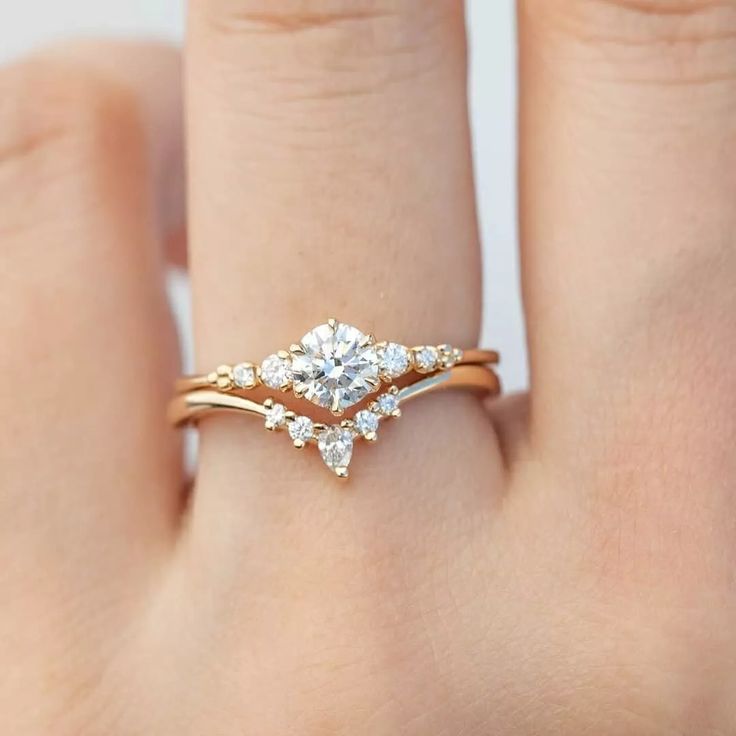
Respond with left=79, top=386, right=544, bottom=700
left=290, top=321, right=380, bottom=413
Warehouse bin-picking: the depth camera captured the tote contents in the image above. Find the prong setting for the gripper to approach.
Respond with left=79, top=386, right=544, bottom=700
left=255, top=385, right=404, bottom=477
left=187, top=321, right=471, bottom=478
left=211, top=321, right=461, bottom=415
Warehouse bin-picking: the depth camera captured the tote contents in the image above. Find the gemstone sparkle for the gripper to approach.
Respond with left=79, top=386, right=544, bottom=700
left=354, top=410, right=380, bottom=438
left=260, top=354, right=291, bottom=389
left=290, top=321, right=380, bottom=412
left=232, top=363, right=256, bottom=389
left=317, top=426, right=354, bottom=475
left=376, top=393, right=400, bottom=416
left=414, top=346, right=439, bottom=373
left=288, top=415, right=315, bottom=444
left=379, top=342, right=410, bottom=378
left=264, top=402, right=287, bottom=430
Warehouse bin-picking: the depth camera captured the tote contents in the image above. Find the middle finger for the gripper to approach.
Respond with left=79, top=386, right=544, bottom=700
left=186, top=0, right=499, bottom=492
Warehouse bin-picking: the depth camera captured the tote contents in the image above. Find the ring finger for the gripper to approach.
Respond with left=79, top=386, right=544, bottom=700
left=185, top=0, right=504, bottom=505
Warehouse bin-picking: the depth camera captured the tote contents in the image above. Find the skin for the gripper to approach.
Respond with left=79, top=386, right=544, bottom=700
left=0, top=0, right=735, bottom=733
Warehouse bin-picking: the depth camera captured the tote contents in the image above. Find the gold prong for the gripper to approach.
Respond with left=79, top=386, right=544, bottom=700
left=277, top=349, right=290, bottom=360
left=293, top=385, right=306, bottom=399
left=340, top=419, right=354, bottom=430
left=213, top=365, right=233, bottom=390
left=313, top=423, right=328, bottom=433
left=388, top=385, right=399, bottom=395
left=364, top=431, right=378, bottom=442
left=290, top=344, right=303, bottom=354
left=360, top=333, right=375, bottom=347
left=293, top=439, right=306, bottom=449
left=264, top=397, right=274, bottom=409
left=334, top=466, right=349, bottom=479
left=330, top=394, right=343, bottom=415
left=327, top=317, right=338, bottom=329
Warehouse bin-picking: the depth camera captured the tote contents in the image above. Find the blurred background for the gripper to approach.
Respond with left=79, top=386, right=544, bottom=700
left=0, top=1, right=526, bottom=390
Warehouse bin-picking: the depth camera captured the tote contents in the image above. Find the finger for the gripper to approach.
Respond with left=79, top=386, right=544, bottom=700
left=187, top=1, right=481, bottom=362
left=186, top=0, right=503, bottom=492
left=50, top=39, right=187, bottom=266
left=519, top=1, right=736, bottom=489
left=0, top=41, right=183, bottom=611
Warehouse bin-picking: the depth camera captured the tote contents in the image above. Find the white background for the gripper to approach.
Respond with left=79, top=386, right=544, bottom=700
left=0, top=1, right=526, bottom=390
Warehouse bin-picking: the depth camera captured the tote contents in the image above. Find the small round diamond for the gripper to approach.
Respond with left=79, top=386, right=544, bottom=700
left=260, top=354, right=291, bottom=389
left=232, top=362, right=256, bottom=389
left=413, top=346, right=439, bottom=373
left=379, top=342, right=410, bottom=378
left=354, top=409, right=380, bottom=438
left=288, top=415, right=314, bottom=444
left=264, top=403, right=287, bottom=430
left=376, top=393, right=399, bottom=416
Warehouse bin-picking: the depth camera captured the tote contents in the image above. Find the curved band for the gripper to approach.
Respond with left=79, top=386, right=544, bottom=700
left=169, top=365, right=501, bottom=479
left=175, top=318, right=499, bottom=418
left=170, top=364, right=500, bottom=426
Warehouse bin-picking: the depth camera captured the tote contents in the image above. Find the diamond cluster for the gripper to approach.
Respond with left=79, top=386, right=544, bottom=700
left=213, top=319, right=462, bottom=418
left=203, top=320, right=466, bottom=476
left=261, top=385, right=403, bottom=477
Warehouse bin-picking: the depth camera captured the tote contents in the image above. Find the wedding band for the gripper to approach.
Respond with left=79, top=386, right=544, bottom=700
left=176, top=318, right=499, bottom=416
left=169, top=364, right=501, bottom=478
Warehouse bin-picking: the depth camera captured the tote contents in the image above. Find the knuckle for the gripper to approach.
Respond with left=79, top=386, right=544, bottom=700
left=194, top=0, right=457, bottom=91
left=191, top=1, right=461, bottom=157
left=0, top=56, right=143, bottom=178
left=0, top=56, right=146, bottom=238
left=523, top=0, right=736, bottom=84
left=201, top=0, right=397, bottom=34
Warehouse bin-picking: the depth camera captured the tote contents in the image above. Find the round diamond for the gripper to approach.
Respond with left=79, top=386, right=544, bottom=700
left=264, top=403, right=287, bottom=430
left=379, top=342, right=410, bottom=378
left=354, top=409, right=380, bottom=438
left=376, top=393, right=399, bottom=416
left=232, top=362, right=256, bottom=389
left=413, top=346, right=439, bottom=373
left=290, top=321, right=380, bottom=412
left=288, top=415, right=314, bottom=443
left=260, top=354, right=291, bottom=389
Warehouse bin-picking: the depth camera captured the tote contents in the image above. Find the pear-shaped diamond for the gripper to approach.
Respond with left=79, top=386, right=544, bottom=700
left=317, top=426, right=354, bottom=477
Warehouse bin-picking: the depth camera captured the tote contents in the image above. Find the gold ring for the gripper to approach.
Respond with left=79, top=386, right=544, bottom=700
left=169, top=364, right=501, bottom=478
left=176, top=317, right=499, bottom=416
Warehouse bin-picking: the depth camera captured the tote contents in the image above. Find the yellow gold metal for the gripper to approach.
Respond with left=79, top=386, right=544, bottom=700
left=176, top=349, right=499, bottom=397
left=169, top=365, right=500, bottom=428
left=169, top=364, right=501, bottom=479
left=174, top=318, right=499, bottom=420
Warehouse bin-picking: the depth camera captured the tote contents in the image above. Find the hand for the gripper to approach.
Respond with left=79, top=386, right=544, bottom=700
left=1, top=2, right=734, bottom=734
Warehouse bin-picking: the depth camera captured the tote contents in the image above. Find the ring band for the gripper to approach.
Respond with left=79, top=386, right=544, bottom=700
left=175, top=317, right=499, bottom=416
left=169, top=364, right=501, bottom=478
